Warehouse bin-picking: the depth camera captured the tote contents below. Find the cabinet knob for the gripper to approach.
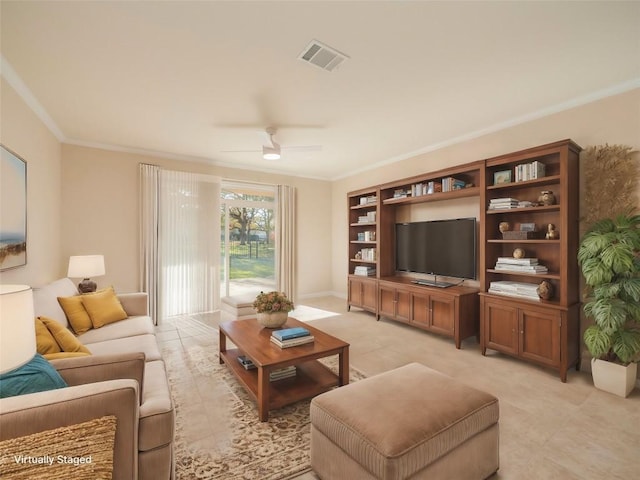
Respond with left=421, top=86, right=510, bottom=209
left=520, top=331, right=524, bottom=334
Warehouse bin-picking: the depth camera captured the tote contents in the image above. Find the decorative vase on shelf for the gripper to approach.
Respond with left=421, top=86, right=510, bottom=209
left=257, top=311, right=288, bottom=328
left=499, top=222, right=511, bottom=233
left=538, top=191, right=556, bottom=206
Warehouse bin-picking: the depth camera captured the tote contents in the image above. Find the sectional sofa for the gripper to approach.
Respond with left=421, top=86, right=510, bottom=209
left=0, top=278, right=174, bottom=480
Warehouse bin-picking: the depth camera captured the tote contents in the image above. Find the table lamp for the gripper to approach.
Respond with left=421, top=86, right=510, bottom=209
left=0, top=285, right=36, bottom=374
left=67, top=254, right=105, bottom=293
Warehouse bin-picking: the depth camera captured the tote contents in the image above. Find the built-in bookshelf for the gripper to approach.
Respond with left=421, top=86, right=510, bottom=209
left=479, top=139, right=582, bottom=382
left=346, top=140, right=582, bottom=376
left=347, top=188, right=381, bottom=314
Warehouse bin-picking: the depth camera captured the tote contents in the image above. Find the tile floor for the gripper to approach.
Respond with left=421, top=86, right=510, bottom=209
left=156, top=296, right=640, bottom=480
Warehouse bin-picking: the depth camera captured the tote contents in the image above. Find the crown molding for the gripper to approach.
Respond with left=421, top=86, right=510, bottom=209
left=332, top=78, right=640, bottom=181
left=1, top=55, right=65, bottom=141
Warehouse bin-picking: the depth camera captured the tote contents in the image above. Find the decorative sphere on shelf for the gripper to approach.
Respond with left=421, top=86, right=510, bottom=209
left=513, top=248, right=525, bottom=259
left=499, top=222, right=511, bottom=233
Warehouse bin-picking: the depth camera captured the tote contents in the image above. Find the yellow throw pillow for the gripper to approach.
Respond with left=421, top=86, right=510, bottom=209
left=39, top=317, right=91, bottom=354
left=57, top=295, right=93, bottom=334
left=35, top=318, right=62, bottom=355
left=81, top=287, right=128, bottom=328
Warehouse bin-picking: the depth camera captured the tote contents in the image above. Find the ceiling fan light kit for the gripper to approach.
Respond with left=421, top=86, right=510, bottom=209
left=263, top=145, right=281, bottom=160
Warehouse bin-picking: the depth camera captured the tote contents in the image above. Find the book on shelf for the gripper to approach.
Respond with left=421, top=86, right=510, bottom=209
left=355, top=230, right=376, bottom=241
left=359, top=195, right=377, bottom=205
left=496, top=257, right=539, bottom=265
left=354, top=266, right=376, bottom=276
left=515, top=161, right=546, bottom=182
left=488, top=198, right=520, bottom=210
left=270, top=335, right=315, bottom=349
left=237, top=355, right=257, bottom=370
left=272, top=327, right=310, bottom=341
left=489, top=281, right=540, bottom=300
left=269, top=366, right=297, bottom=381
left=442, top=177, right=466, bottom=192
left=495, top=265, right=548, bottom=273
left=426, top=181, right=442, bottom=194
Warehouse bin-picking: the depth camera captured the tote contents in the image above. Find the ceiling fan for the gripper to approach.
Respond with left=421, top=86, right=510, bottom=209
left=222, top=127, right=322, bottom=160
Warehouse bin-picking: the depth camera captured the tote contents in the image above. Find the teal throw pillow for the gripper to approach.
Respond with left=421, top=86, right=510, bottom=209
left=0, top=353, right=67, bottom=399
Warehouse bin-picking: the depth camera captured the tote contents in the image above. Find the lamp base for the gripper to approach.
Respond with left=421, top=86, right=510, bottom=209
left=78, top=278, right=97, bottom=293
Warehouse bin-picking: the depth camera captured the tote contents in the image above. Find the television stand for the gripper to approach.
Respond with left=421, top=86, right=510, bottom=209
left=412, top=279, right=454, bottom=288
left=378, top=276, right=479, bottom=349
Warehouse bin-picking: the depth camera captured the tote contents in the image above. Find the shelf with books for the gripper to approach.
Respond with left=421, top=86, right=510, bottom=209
left=480, top=139, right=581, bottom=382
left=486, top=269, right=561, bottom=280
left=382, top=186, right=479, bottom=205
left=348, top=187, right=383, bottom=314
left=486, top=175, right=561, bottom=191
left=486, top=205, right=560, bottom=215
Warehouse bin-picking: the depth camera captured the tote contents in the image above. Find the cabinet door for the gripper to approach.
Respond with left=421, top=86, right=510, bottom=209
left=348, top=278, right=362, bottom=307
left=396, top=288, right=411, bottom=321
left=483, top=301, right=518, bottom=355
left=362, top=280, right=378, bottom=311
left=378, top=285, right=397, bottom=318
left=410, top=293, right=429, bottom=326
left=519, top=308, right=561, bottom=368
left=429, top=294, right=455, bottom=336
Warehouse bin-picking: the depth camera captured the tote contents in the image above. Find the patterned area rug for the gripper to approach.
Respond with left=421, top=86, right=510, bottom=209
left=167, top=332, right=365, bottom=480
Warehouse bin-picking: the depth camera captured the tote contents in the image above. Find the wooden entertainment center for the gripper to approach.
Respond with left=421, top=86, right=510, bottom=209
left=348, top=139, right=581, bottom=381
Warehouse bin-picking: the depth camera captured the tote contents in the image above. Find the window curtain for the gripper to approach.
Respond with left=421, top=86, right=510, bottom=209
left=139, top=164, right=160, bottom=323
left=276, top=185, right=296, bottom=301
left=140, top=164, right=220, bottom=322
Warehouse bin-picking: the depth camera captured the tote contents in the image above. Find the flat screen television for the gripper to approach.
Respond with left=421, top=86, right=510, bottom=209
left=396, top=218, right=477, bottom=286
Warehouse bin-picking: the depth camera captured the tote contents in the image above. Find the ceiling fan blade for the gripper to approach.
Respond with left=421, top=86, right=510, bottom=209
left=281, top=145, right=323, bottom=152
left=220, top=149, right=262, bottom=153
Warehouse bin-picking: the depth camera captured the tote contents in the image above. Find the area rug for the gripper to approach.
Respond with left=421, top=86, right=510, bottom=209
left=167, top=329, right=365, bottom=480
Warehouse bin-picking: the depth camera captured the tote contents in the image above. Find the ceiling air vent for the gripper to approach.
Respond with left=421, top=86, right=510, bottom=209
left=298, top=40, right=349, bottom=72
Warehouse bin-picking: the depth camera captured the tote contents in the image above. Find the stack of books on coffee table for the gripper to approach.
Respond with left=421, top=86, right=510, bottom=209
left=269, top=366, right=297, bottom=381
left=270, top=327, right=314, bottom=348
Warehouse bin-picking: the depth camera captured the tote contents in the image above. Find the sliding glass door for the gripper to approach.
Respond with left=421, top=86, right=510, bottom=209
left=220, top=182, right=276, bottom=298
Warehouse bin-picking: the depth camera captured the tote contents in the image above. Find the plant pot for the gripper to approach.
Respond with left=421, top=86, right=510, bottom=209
left=257, top=311, right=288, bottom=328
left=591, top=358, right=637, bottom=398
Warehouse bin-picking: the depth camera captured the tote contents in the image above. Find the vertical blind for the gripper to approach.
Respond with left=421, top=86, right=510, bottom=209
left=140, top=165, right=220, bottom=321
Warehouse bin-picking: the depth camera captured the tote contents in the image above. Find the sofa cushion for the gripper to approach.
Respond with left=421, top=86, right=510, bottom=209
left=57, top=295, right=93, bottom=334
left=139, top=360, right=174, bottom=452
left=78, top=316, right=155, bottom=344
left=0, top=354, right=67, bottom=399
left=33, top=278, right=78, bottom=328
left=82, top=287, right=128, bottom=328
left=86, top=334, right=161, bottom=362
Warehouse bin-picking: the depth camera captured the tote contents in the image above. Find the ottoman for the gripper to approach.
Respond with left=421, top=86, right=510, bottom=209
left=310, top=363, right=499, bottom=480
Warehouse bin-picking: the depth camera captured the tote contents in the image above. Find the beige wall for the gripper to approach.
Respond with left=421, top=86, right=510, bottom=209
left=61, top=144, right=332, bottom=297
left=331, top=88, right=640, bottom=295
left=0, top=79, right=62, bottom=287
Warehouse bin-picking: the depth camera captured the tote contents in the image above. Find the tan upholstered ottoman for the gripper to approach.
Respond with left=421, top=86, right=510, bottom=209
left=310, top=363, right=499, bottom=480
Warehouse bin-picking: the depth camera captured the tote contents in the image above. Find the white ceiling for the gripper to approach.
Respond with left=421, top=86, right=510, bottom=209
left=1, top=1, right=639, bottom=180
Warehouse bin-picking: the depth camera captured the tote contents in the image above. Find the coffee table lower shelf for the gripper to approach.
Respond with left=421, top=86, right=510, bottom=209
left=221, top=348, right=339, bottom=412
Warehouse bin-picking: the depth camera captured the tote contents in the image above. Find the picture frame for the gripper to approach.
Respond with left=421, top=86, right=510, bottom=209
left=1, top=145, right=27, bottom=270
left=493, top=170, right=512, bottom=185
left=519, top=223, right=537, bottom=232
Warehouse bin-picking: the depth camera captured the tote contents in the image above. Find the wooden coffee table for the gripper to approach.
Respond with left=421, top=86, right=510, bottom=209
left=219, top=317, right=350, bottom=421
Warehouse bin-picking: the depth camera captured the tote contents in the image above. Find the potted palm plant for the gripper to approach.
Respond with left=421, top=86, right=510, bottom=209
left=578, top=213, right=640, bottom=397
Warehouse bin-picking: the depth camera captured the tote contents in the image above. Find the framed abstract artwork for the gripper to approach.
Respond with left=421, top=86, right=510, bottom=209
left=1, top=145, right=27, bottom=270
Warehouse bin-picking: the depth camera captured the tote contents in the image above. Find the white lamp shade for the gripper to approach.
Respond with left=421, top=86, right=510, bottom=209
left=0, top=285, right=36, bottom=374
left=67, top=255, right=106, bottom=278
